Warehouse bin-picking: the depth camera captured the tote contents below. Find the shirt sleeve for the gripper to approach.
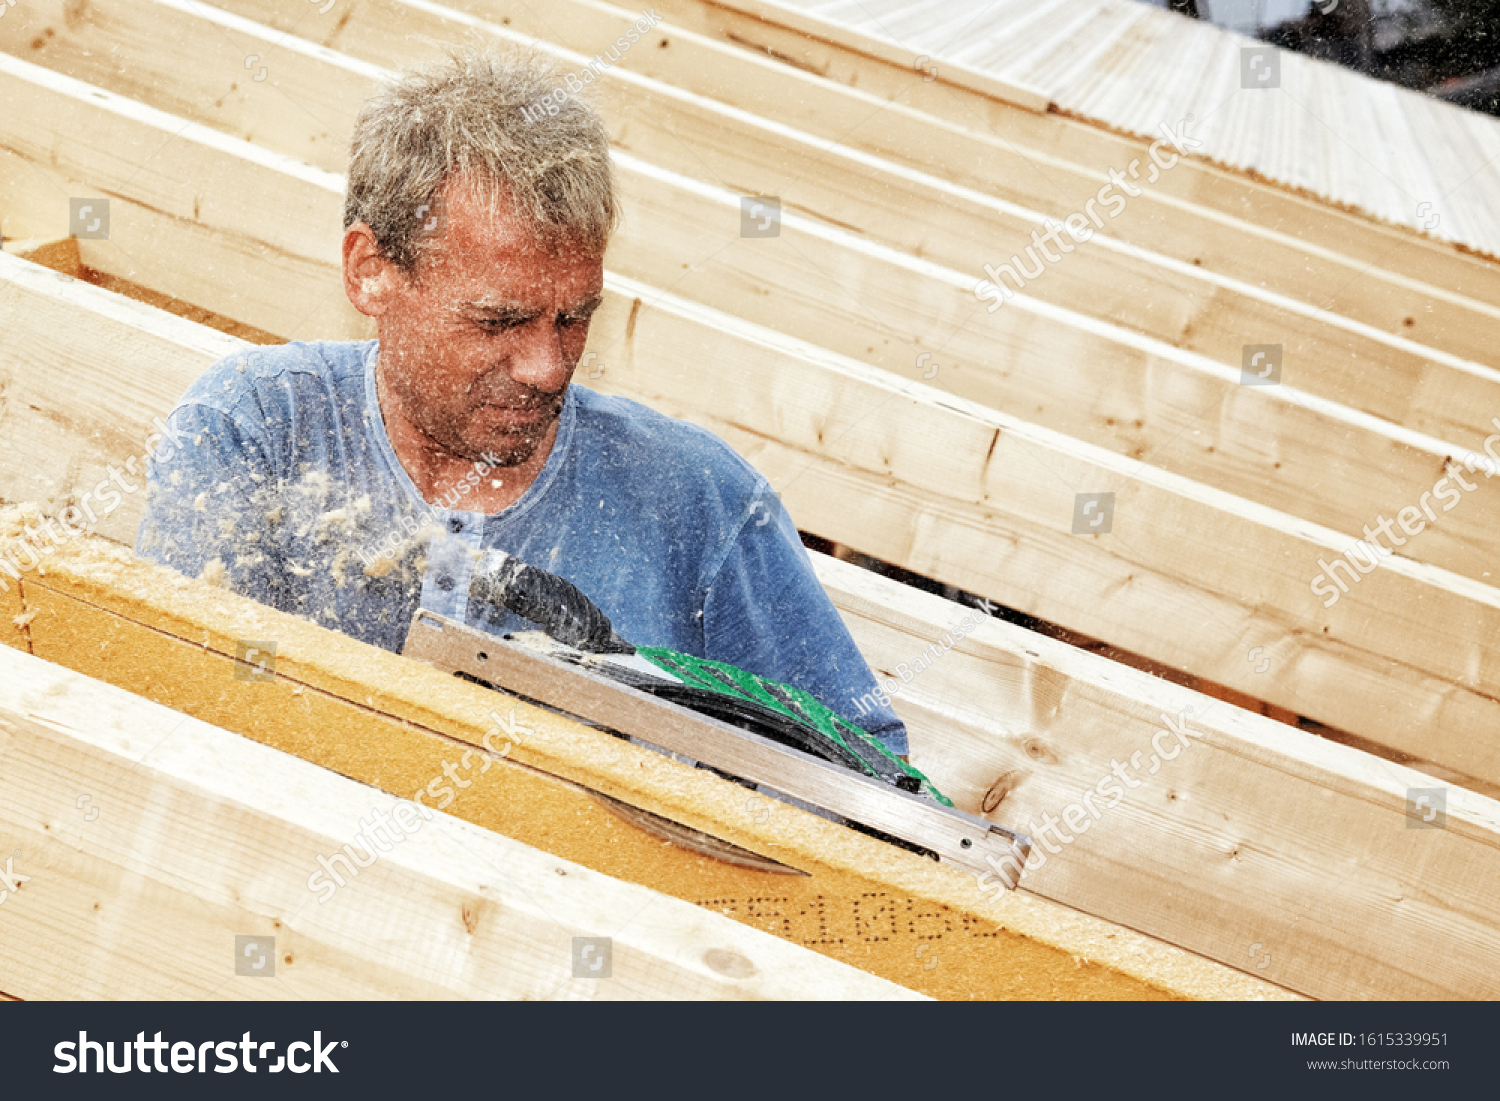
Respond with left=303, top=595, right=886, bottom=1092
left=134, top=399, right=286, bottom=607
left=698, top=483, right=910, bottom=755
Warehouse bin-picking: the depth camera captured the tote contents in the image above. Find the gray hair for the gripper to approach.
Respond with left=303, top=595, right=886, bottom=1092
left=344, top=46, right=619, bottom=272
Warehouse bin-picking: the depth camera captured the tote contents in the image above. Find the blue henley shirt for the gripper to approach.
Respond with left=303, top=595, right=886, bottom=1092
left=134, top=340, right=908, bottom=753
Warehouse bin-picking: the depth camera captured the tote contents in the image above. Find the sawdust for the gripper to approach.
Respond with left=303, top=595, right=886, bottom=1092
left=200, top=557, right=227, bottom=588
left=0, top=502, right=52, bottom=543
left=313, top=493, right=372, bottom=544
left=362, top=524, right=440, bottom=580
left=233, top=551, right=269, bottom=574
left=330, top=548, right=353, bottom=587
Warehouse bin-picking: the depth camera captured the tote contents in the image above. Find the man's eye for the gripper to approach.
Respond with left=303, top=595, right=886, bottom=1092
left=560, top=314, right=590, bottom=327
left=477, top=318, right=523, bottom=331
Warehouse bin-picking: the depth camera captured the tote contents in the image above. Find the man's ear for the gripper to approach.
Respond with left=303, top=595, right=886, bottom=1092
left=343, top=223, right=401, bottom=317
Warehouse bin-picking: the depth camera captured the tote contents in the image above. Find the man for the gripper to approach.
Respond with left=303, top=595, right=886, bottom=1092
left=136, top=47, right=907, bottom=753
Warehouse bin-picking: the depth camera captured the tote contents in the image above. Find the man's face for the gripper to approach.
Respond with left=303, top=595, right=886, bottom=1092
left=370, top=180, right=605, bottom=468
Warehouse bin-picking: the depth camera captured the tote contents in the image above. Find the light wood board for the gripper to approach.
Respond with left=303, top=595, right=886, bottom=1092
left=0, top=643, right=923, bottom=1000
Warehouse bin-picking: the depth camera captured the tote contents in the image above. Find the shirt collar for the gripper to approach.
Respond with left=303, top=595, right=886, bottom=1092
left=362, top=341, right=578, bottom=522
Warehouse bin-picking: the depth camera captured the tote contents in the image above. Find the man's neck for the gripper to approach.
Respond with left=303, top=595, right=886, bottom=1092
left=374, top=365, right=560, bottom=514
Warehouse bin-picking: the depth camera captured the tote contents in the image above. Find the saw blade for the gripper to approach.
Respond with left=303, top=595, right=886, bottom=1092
left=404, top=611, right=1031, bottom=889
left=590, top=792, right=807, bottom=875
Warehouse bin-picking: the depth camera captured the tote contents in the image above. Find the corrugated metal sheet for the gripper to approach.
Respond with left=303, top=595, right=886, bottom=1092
left=778, top=0, right=1500, bottom=257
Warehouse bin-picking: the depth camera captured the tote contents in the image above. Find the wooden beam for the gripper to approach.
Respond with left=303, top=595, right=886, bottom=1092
left=725, top=421, right=1500, bottom=793
left=7, top=49, right=1500, bottom=601
left=0, top=643, right=923, bottom=1000
left=0, top=255, right=247, bottom=542
left=3, top=531, right=1282, bottom=1000
left=0, top=143, right=368, bottom=341
left=813, top=552, right=1500, bottom=1000
left=7, top=223, right=1500, bottom=792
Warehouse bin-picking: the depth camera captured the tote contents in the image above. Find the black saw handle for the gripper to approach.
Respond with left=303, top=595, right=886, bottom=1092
left=469, top=549, right=634, bottom=654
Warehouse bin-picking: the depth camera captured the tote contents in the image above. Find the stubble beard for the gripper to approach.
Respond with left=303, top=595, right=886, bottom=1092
left=378, top=358, right=562, bottom=470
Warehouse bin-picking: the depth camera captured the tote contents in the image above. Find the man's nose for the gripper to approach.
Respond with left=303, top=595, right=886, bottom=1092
left=507, top=323, right=573, bottom=393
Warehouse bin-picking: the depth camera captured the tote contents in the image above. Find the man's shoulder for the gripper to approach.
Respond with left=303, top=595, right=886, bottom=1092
left=181, top=340, right=374, bottom=414
left=569, top=385, right=760, bottom=489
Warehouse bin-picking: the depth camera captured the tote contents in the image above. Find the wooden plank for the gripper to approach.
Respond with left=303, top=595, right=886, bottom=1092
left=812, top=552, right=1500, bottom=1000
left=0, top=643, right=922, bottom=1000
left=5, top=534, right=1282, bottom=1000
left=6, top=231, right=1500, bottom=792
left=8, top=50, right=1500, bottom=602
left=0, top=142, right=368, bottom=341
left=0, top=255, right=246, bottom=542
left=680, top=0, right=1050, bottom=109
left=724, top=421, right=1500, bottom=793
left=0, top=59, right=336, bottom=261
